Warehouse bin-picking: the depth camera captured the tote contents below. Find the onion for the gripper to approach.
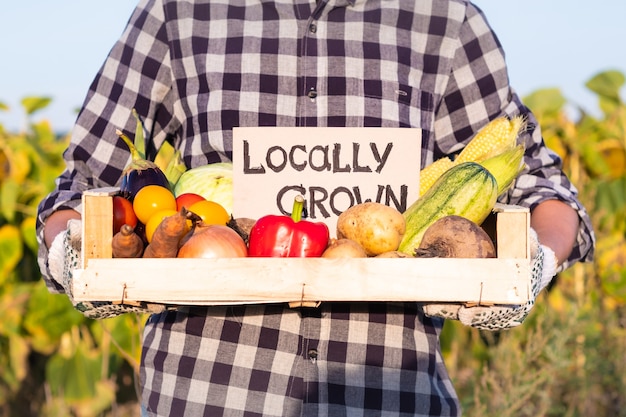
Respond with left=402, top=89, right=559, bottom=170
left=177, top=224, right=248, bottom=258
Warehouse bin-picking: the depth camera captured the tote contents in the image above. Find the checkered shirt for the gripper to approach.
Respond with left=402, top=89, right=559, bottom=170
left=36, top=0, right=594, bottom=415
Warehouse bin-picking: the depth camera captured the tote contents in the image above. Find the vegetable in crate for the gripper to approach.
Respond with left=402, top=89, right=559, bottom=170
left=414, top=215, right=496, bottom=259
left=112, top=195, right=138, bottom=234
left=455, top=115, right=526, bottom=164
left=248, top=195, right=330, bottom=257
left=174, top=162, right=234, bottom=214
left=480, top=144, right=526, bottom=196
left=336, top=202, right=406, bottom=256
left=143, top=207, right=194, bottom=258
left=112, top=224, right=144, bottom=258
left=398, top=161, right=498, bottom=256
left=178, top=224, right=248, bottom=258
left=321, top=238, right=368, bottom=258
left=419, top=115, right=526, bottom=196
left=117, top=129, right=170, bottom=200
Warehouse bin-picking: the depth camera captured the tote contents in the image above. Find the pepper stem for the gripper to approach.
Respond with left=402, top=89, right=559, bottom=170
left=291, top=195, right=305, bottom=222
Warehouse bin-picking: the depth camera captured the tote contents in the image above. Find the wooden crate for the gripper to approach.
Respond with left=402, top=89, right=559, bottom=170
left=72, top=188, right=532, bottom=307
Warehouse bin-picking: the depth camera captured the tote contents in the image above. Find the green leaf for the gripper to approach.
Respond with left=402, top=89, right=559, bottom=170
left=20, top=217, right=38, bottom=255
left=8, top=335, right=29, bottom=387
left=0, top=224, right=23, bottom=284
left=0, top=283, right=30, bottom=337
left=21, top=96, right=52, bottom=116
left=599, top=95, right=621, bottom=116
left=594, top=177, right=626, bottom=214
left=25, top=281, right=85, bottom=354
left=0, top=334, right=30, bottom=392
left=46, top=340, right=102, bottom=401
left=585, top=70, right=625, bottom=102
left=1, top=178, right=19, bottom=222
left=8, top=148, right=32, bottom=184
left=72, top=380, right=117, bottom=417
left=97, top=314, right=145, bottom=368
left=523, top=88, right=567, bottom=117
left=30, top=119, right=55, bottom=143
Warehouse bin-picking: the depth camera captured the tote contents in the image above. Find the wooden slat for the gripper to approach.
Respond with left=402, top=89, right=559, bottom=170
left=74, top=191, right=533, bottom=306
left=72, top=257, right=531, bottom=305
left=493, top=203, right=530, bottom=259
left=81, top=188, right=117, bottom=261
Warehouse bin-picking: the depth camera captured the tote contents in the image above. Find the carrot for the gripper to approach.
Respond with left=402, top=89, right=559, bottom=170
left=112, top=224, right=144, bottom=258
left=143, top=207, right=195, bottom=258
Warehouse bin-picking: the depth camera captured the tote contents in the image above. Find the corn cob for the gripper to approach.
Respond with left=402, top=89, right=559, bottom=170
left=419, top=156, right=454, bottom=197
left=455, top=115, right=526, bottom=164
left=480, top=144, right=526, bottom=196
left=418, top=115, right=526, bottom=196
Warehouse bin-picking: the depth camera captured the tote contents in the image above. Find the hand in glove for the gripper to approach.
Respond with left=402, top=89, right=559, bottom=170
left=47, top=219, right=166, bottom=319
left=423, top=228, right=558, bottom=330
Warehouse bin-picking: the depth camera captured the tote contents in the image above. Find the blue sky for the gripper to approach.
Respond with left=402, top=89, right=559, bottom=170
left=1, top=0, right=625, bottom=132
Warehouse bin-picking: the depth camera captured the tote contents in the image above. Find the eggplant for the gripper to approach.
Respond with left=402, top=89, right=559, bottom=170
left=116, top=129, right=170, bottom=200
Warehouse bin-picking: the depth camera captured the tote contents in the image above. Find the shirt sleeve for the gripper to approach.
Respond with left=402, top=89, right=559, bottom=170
left=432, top=3, right=595, bottom=269
left=36, top=0, right=180, bottom=291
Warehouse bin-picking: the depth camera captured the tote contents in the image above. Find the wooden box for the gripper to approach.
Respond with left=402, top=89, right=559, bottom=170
left=72, top=188, right=532, bottom=308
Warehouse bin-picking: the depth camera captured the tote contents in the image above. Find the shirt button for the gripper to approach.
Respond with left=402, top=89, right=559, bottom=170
left=307, top=348, right=318, bottom=360
left=307, top=88, right=318, bottom=99
left=309, top=23, right=317, bottom=33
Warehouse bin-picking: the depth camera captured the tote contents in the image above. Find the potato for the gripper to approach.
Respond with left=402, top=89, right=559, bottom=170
left=322, top=238, right=368, bottom=258
left=336, top=202, right=405, bottom=256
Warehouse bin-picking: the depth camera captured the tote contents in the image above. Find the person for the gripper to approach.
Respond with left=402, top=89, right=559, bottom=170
left=37, top=0, right=595, bottom=415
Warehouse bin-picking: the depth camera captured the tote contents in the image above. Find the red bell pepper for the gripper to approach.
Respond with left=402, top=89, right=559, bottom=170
left=248, top=195, right=329, bottom=257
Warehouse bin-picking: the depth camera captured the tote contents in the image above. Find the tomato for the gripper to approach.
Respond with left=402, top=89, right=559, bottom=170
left=188, top=200, right=230, bottom=225
left=176, top=192, right=206, bottom=212
left=133, top=185, right=177, bottom=225
left=144, top=208, right=179, bottom=243
left=113, top=195, right=138, bottom=234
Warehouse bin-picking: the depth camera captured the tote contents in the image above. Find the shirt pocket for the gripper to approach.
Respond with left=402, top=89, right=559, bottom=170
left=362, top=81, right=433, bottom=125
left=361, top=81, right=434, bottom=167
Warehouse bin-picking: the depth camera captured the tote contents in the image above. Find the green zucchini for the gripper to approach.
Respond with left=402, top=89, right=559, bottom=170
left=398, top=162, right=498, bottom=256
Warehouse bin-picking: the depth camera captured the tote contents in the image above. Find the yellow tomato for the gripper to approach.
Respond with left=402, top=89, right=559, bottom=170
left=188, top=200, right=230, bottom=225
left=144, top=209, right=179, bottom=243
left=133, top=185, right=177, bottom=225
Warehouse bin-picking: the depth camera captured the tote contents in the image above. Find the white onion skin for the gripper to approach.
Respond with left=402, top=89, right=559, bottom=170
left=177, top=225, right=248, bottom=258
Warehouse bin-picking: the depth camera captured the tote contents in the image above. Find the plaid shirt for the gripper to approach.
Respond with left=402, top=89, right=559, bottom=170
left=37, top=0, right=594, bottom=415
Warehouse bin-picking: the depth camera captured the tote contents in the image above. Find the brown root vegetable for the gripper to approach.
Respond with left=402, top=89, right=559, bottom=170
left=414, top=215, right=496, bottom=259
left=112, top=224, right=144, bottom=258
left=337, top=202, right=405, bottom=256
left=322, top=238, right=368, bottom=258
left=143, top=208, right=193, bottom=258
left=375, top=250, right=410, bottom=258
left=226, top=216, right=257, bottom=245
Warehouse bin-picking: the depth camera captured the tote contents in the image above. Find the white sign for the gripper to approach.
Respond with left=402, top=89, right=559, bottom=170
left=232, top=127, right=421, bottom=235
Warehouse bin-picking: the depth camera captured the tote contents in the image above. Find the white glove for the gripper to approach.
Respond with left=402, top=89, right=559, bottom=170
left=423, top=229, right=558, bottom=330
left=47, top=219, right=166, bottom=319
left=48, top=218, right=83, bottom=294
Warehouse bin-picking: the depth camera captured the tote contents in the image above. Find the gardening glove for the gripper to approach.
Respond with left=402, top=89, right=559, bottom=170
left=423, top=228, right=558, bottom=330
left=47, top=219, right=167, bottom=319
